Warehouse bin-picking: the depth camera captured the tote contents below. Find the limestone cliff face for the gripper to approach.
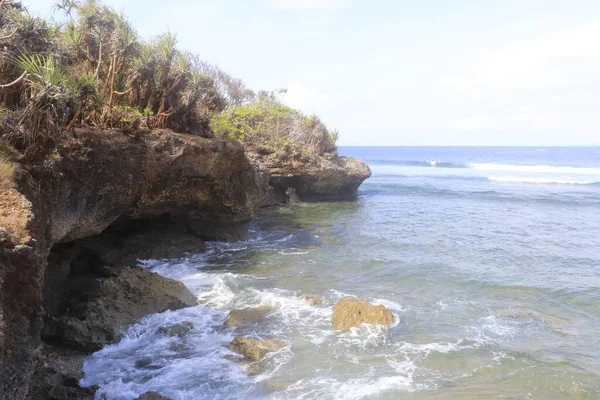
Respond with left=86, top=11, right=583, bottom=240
left=0, top=129, right=266, bottom=400
left=248, top=150, right=372, bottom=204
left=0, top=129, right=370, bottom=399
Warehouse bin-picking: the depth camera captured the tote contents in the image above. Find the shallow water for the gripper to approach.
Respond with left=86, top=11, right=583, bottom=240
left=83, top=147, right=600, bottom=399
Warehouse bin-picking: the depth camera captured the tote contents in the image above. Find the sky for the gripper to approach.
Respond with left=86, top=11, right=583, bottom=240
left=23, top=0, right=600, bottom=146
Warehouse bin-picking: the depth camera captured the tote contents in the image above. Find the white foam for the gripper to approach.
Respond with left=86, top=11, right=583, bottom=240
left=281, top=364, right=426, bottom=400
left=80, top=306, right=258, bottom=400
left=488, top=176, right=598, bottom=185
left=472, top=163, right=600, bottom=175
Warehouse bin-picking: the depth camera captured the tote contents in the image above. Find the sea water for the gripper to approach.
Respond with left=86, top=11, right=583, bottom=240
left=82, top=147, right=600, bottom=399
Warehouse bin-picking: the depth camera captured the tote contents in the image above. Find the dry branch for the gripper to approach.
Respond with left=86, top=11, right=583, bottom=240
left=0, top=71, right=27, bottom=89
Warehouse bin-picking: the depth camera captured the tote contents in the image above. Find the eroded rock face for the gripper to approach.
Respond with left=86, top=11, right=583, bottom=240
left=331, top=297, right=394, bottom=330
left=43, top=267, right=197, bottom=351
left=249, top=151, right=372, bottom=203
left=74, top=224, right=206, bottom=268
left=25, top=345, right=96, bottom=400
left=1, top=129, right=264, bottom=399
left=224, top=306, right=273, bottom=328
left=49, top=129, right=264, bottom=243
left=0, top=129, right=371, bottom=398
left=227, top=337, right=284, bottom=362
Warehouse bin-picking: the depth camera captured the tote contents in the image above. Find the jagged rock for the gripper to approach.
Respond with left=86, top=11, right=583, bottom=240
left=157, top=321, right=194, bottom=337
left=248, top=150, right=371, bottom=203
left=134, top=392, right=173, bottom=400
left=1, top=129, right=267, bottom=399
left=227, top=337, right=284, bottom=362
left=224, top=306, right=273, bottom=328
left=301, top=293, right=324, bottom=306
left=0, top=127, right=371, bottom=398
left=331, top=297, right=394, bottom=330
left=42, top=267, right=198, bottom=351
left=25, top=345, right=96, bottom=400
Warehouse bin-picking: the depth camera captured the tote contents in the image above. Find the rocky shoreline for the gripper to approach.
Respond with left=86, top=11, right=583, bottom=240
left=0, top=129, right=371, bottom=399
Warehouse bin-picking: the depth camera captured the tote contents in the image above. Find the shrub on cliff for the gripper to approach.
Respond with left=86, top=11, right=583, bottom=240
left=0, top=0, right=339, bottom=160
left=0, top=0, right=227, bottom=156
left=212, top=95, right=338, bottom=158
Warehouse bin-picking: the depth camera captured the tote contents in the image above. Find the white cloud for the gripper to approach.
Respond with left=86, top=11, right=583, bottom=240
left=283, top=83, right=330, bottom=110
left=262, top=0, right=349, bottom=10
left=442, top=22, right=600, bottom=91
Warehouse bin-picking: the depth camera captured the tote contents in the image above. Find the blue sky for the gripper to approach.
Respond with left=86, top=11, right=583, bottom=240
left=24, top=0, right=600, bottom=146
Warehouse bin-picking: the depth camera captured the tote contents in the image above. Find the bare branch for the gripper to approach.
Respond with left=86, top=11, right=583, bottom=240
left=0, top=71, right=27, bottom=89
left=0, top=29, right=17, bottom=41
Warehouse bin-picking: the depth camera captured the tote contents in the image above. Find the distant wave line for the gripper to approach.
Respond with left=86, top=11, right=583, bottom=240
left=372, top=172, right=600, bottom=185
left=487, top=177, right=600, bottom=185
left=371, top=160, right=600, bottom=175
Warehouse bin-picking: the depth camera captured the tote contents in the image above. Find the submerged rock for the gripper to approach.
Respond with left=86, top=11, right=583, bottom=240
left=157, top=321, right=195, bottom=337
left=43, top=267, right=198, bottom=351
left=134, top=357, right=154, bottom=369
left=496, top=308, right=578, bottom=336
left=134, top=392, right=173, bottom=400
left=331, top=297, right=394, bottom=330
left=301, top=293, right=324, bottom=306
left=227, top=337, right=284, bottom=362
left=224, top=306, right=273, bottom=328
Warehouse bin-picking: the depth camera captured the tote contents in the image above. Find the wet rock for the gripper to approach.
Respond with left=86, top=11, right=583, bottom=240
left=134, top=392, right=173, bottom=400
left=496, top=308, right=578, bottom=336
left=42, top=267, right=198, bottom=351
left=157, top=321, right=194, bottom=337
left=331, top=297, right=394, bottom=330
left=227, top=337, right=284, bottom=362
left=243, top=361, right=262, bottom=376
left=224, top=306, right=273, bottom=328
left=266, top=380, right=295, bottom=391
left=26, top=344, right=96, bottom=400
left=301, top=293, right=324, bottom=306
left=249, top=150, right=372, bottom=203
left=1, top=129, right=267, bottom=399
left=168, top=344, right=187, bottom=352
left=285, top=187, right=300, bottom=204
left=134, top=357, right=153, bottom=368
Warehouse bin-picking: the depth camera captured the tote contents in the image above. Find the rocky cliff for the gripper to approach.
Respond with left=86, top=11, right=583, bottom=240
left=248, top=148, right=371, bottom=204
left=0, top=129, right=370, bottom=399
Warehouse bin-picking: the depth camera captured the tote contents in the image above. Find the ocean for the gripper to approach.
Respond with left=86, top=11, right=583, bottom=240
left=82, top=147, right=600, bottom=399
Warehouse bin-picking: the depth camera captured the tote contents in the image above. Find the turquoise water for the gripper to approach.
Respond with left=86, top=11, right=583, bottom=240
left=83, top=147, right=600, bottom=399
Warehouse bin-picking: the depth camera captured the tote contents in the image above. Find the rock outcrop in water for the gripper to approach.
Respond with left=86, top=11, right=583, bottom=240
left=158, top=321, right=195, bottom=337
left=224, top=306, right=274, bottom=328
left=331, top=297, right=394, bottom=330
left=134, top=392, right=173, bottom=400
left=227, top=337, right=285, bottom=363
left=0, top=128, right=370, bottom=399
left=248, top=149, right=371, bottom=204
left=43, top=267, right=198, bottom=351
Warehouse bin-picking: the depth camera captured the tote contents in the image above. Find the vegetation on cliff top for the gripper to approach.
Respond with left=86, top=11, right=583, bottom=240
left=0, top=0, right=338, bottom=165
